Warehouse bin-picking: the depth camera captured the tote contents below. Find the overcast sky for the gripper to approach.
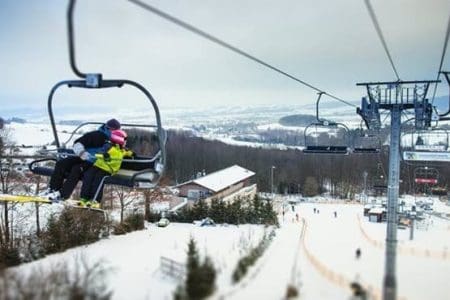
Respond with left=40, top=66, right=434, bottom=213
left=1, top=0, right=449, bottom=118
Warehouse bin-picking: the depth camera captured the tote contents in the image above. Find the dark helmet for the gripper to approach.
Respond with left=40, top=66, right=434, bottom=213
left=105, top=118, right=121, bottom=130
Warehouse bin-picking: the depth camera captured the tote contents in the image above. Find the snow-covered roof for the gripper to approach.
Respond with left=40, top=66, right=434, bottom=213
left=191, top=165, right=255, bottom=193
left=369, top=207, right=385, bottom=214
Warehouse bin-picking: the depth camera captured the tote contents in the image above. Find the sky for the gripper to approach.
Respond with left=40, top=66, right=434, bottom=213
left=1, top=0, right=449, bottom=119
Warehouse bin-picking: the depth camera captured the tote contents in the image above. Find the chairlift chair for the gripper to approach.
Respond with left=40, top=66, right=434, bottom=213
left=303, top=122, right=350, bottom=154
left=28, top=0, right=167, bottom=190
left=351, top=126, right=382, bottom=154
left=302, top=92, right=351, bottom=154
left=402, top=129, right=450, bottom=162
left=413, top=166, right=438, bottom=195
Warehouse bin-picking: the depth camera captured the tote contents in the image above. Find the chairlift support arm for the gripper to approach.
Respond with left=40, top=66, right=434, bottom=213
left=439, top=71, right=450, bottom=119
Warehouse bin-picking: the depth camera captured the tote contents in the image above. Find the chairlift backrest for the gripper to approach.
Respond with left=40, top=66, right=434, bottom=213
left=351, top=129, right=382, bottom=154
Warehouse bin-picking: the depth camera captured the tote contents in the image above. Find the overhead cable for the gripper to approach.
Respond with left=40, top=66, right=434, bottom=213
left=431, top=14, right=450, bottom=105
left=126, top=0, right=356, bottom=108
left=364, top=0, right=401, bottom=81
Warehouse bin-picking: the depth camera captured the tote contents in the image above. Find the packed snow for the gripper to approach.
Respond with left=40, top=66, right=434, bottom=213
left=6, top=195, right=450, bottom=300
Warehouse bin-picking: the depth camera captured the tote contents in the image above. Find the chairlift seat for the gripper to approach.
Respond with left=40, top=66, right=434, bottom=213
left=352, top=148, right=380, bottom=154
left=29, top=153, right=160, bottom=188
left=303, top=145, right=349, bottom=154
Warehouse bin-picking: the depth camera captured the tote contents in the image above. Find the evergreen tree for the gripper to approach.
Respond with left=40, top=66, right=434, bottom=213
left=303, top=176, right=319, bottom=197
left=262, top=199, right=278, bottom=225
left=209, top=199, right=226, bottom=223
left=227, top=200, right=243, bottom=224
left=186, top=238, right=200, bottom=298
left=185, top=238, right=216, bottom=299
left=192, top=199, right=208, bottom=220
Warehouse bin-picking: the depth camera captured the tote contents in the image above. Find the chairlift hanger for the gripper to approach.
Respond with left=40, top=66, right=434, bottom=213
left=302, top=92, right=350, bottom=154
left=29, top=0, right=167, bottom=189
left=438, top=71, right=450, bottom=120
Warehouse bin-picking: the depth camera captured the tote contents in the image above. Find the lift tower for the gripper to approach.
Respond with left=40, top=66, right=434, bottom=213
left=356, top=80, right=439, bottom=300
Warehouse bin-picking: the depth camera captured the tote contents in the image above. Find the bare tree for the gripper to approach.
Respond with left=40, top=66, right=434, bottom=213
left=110, top=186, right=140, bottom=223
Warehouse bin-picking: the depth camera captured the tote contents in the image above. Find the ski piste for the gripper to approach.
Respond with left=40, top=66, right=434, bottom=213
left=0, top=194, right=105, bottom=214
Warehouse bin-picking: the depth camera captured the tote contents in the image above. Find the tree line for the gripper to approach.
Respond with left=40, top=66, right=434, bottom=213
left=164, top=130, right=450, bottom=198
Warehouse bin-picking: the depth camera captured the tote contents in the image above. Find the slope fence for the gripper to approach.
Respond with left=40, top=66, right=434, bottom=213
left=301, top=219, right=385, bottom=300
left=357, top=215, right=450, bottom=261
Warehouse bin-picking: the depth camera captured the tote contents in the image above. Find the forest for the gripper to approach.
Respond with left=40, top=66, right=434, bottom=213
left=163, top=130, right=450, bottom=199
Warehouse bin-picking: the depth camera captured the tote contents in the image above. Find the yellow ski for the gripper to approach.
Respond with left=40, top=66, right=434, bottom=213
left=0, top=194, right=52, bottom=204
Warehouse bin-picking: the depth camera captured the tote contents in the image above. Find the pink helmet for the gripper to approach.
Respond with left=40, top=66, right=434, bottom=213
left=110, top=129, right=127, bottom=146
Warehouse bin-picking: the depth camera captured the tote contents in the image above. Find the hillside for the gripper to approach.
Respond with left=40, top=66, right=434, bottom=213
left=278, top=114, right=317, bottom=127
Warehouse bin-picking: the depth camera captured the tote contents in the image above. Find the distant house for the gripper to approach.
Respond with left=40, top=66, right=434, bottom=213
left=368, top=207, right=386, bottom=223
left=176, top=165, right=256, bottom=203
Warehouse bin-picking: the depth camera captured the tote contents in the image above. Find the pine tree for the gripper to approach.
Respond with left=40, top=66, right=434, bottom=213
left=209, top=199, right=225, bottom=223
left=192, top=199, right=208, bottom=220
left=186, top=238, right=200, bottom=299
left=185, top=238, right=216, bottom=299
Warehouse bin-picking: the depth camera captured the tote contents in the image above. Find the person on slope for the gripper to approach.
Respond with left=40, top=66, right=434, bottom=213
left=79, top=129, right=134, bottom=208
left=40, top=118, right=121, bottom=201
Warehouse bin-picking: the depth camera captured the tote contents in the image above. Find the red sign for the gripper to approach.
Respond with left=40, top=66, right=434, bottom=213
left=415, top=178, right=438, bottom=184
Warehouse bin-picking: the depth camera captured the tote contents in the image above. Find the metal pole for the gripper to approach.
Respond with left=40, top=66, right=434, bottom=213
left=271, top=166, right=275, bottom=198
left=383, top=105, right=401, bottom=300
left=409, top=218, right=414, bottom=240
left=363, top=171, right=368, bottom=204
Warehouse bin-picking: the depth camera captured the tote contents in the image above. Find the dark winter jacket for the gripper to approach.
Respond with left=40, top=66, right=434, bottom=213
left=74, top=125, right=111, bottom=157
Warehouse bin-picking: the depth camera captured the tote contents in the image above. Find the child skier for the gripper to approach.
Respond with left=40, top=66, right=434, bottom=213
left=79, top=129, right=134, bottom=208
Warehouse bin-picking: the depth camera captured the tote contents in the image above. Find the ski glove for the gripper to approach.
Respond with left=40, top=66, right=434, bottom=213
left=73, top=142, right=85, bottom=156
left=80, top=151, right=93, bottom=161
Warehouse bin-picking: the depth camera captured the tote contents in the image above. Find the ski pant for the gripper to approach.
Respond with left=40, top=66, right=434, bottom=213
left=80, top=166, right=110, bottom=202
left=49, top=156, right=91, bottom=199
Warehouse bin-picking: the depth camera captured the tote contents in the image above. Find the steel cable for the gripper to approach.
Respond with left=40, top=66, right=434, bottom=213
left=364, top=0, right=401, bottom=81
left=126, top=0, right=356, bottom=108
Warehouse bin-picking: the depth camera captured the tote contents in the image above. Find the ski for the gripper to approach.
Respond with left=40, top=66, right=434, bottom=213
left=0, top=194, right=105, bottom=214
left=0, top=193, right=52, bottom=204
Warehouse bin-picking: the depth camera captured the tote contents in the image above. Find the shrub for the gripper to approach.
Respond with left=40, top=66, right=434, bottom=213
left=232, top=230, right=275, bottom=283
left=113, top=212, right=145, bottom=235
left=0, top=244, right=21, bottom=268
left=41, top=208, right=109, bottom=254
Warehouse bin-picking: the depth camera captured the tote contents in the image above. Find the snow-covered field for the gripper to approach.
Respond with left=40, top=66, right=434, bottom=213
left=6, top=197, right=450, bottom=300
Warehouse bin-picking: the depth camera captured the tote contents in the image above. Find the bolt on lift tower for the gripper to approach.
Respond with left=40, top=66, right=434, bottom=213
left=356, top=79, right=439, bottom=300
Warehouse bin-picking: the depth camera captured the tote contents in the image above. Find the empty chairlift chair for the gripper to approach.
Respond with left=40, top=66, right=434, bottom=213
left=401, top=129, right=450, bottom=162
left=352, top=128, right=382, bottom=154
left=302, top=92, right=351, bottom=155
